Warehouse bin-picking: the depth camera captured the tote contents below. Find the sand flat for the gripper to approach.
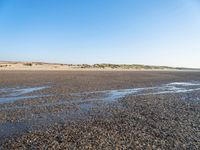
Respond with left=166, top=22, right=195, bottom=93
left=0, top=71, right=200, bottom=149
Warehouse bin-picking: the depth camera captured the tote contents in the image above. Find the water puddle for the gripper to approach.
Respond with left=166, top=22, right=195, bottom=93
left=1, top=81, right=200, bottom=142
left=1, top=81, right=200, bottom=108
left=167, top=82, right=200, bottom=86
left=73, top=81, right=200, bottom=103
left=0, top=86, right=49, bottom=103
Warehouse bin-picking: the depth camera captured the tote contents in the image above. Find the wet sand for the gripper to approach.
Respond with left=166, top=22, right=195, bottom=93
left=0, top=71, right=200, bottom=149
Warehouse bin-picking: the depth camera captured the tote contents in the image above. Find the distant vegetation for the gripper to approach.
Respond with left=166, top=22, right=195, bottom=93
left=23, top=63, right=33, bottom=66
left=0, top=65, right=9, bottom=67
left=78, top=63, right=175, bottom=70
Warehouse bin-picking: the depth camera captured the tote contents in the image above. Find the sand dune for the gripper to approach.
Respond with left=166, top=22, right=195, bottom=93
left=0, top=61, right=180, bottom=71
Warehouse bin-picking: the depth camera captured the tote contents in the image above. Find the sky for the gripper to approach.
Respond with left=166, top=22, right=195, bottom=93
left=0, top=0, right=200, bottom=68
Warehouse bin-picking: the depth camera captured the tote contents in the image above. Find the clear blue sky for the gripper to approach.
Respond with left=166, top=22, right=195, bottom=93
left=0, top=0, right=200, bottom=68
